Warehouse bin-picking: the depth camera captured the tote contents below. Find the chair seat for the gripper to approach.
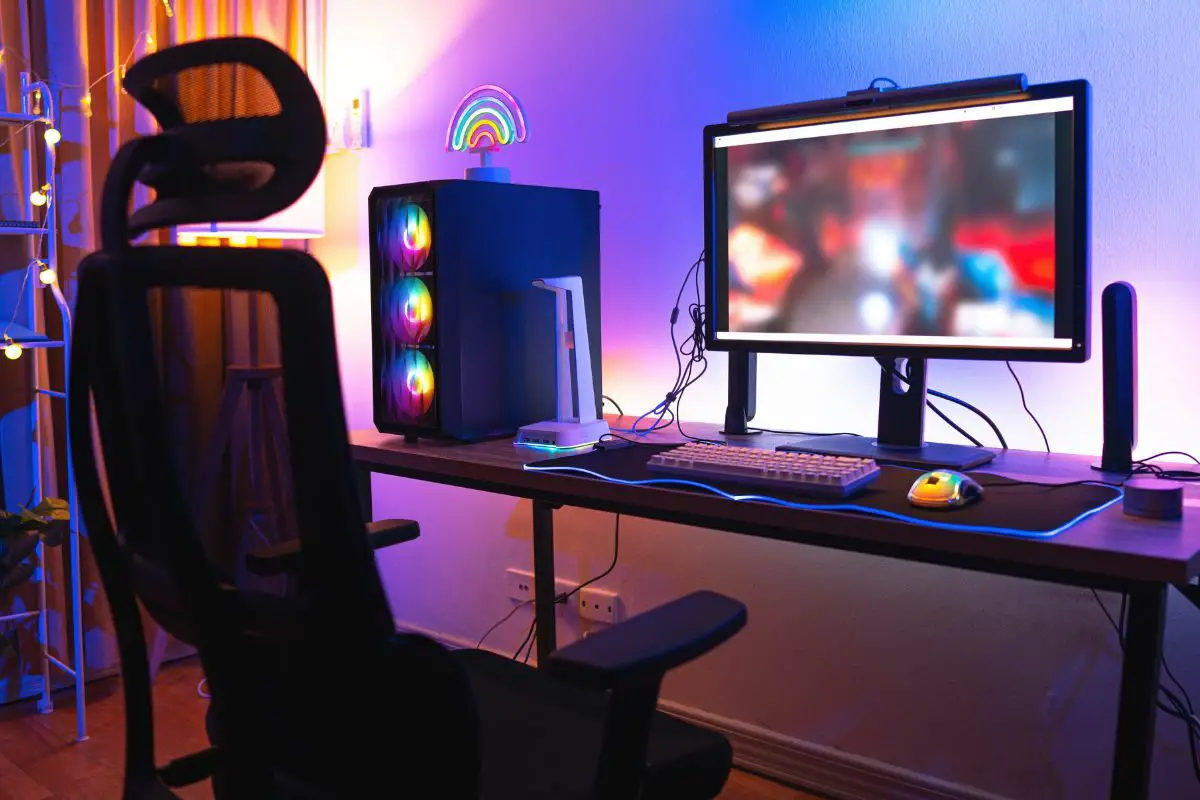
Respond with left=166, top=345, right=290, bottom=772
left=454, top=649, right=732, bottom=800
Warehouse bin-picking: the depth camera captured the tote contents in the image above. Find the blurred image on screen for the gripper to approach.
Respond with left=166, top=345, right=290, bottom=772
left=725, top=113, right=1057, bottom=340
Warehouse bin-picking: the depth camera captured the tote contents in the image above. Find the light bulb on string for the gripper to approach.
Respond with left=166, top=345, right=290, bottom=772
left=4, top=340, right=22, bottom=361
left=38, top=265, right=57, bottom=285
left=30, top=184, right=49, bottom=207
left=44, top=128, right=61, bottom=145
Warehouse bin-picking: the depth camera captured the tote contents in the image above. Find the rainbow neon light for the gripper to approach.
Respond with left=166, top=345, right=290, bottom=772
left=385, top=202, right=431, bottom=271
left=390, top=277, right=433, bottom=344
left=446, top=84, right=528, bottom=153
left=388, top=349, right=435, bottom=420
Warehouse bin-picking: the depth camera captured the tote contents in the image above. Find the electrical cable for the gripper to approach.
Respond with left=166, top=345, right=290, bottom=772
left=926, top=400, right=984, bottom=448
left=746, top=427, right=864, bottom=437
left=477, top=598, right=535, bottom=650
left=624, top=251, right=724, bottom=444
left=877, top=359, right=1008, bottom=449
left=500, top=514, right=621, bottom=662
left=1091, top=589, right=1200, bottom=783
left=927, top=389, right=1006, bottom=449
left=601, top=395, right=625, bottom=418
left=512, top=618, right=536, bottom=661
left=1138, top=451, right=1200, bottom=466
left=1131, top=462, right=1200, bottom=483
left=1006, top=362, right=1050, bottom=453
left=870, top=77, right=900, bottom=90
left=611, top=405, right=674, bottom=435
left=557, top=513, right=621, bottom=608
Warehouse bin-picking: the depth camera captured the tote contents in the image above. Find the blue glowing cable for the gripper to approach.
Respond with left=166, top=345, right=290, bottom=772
left=522, top=463, right=1123, bottom=540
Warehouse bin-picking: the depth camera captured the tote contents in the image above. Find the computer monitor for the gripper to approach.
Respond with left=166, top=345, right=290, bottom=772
left=704, top=79, right=1090, bottom=467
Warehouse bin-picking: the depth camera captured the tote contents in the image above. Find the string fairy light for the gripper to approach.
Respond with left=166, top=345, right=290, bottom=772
left=2, top=27, right=158, bottom=373
left=3, top=338, right=22, bottom=361
left=36, top=260, right=56, bottom=285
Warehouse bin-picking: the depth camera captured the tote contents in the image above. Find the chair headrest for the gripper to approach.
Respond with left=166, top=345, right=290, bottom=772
left=114, top=36, right=325, bottom=239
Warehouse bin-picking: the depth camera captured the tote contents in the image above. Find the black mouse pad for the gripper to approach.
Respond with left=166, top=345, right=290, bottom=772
left=527, top=444, right=1123, bottom=539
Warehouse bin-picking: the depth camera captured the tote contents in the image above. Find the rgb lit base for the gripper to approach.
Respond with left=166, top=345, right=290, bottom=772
left=516, top=418, right=610, bottom=450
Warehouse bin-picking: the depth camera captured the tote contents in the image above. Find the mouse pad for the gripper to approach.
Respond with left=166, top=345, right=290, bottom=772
left=527, top=444, right=1123, bottom=539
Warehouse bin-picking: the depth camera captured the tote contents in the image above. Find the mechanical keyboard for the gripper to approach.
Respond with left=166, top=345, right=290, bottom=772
left=646, top=442, right=880, bottom=498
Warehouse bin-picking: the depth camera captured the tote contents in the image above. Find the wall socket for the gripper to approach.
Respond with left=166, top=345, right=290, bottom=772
left=577, top=586, right=620, bottom=624
left=505, top=568, right=620, bottom=624
left=505, top=568, right=574, bottom=606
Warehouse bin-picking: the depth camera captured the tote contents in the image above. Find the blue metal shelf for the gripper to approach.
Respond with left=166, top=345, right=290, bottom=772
left=3, top=321, right=62, bottom=348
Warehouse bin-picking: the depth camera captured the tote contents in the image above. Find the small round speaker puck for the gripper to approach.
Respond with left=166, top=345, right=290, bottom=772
left=1123, top=478, right=1184, bottom=520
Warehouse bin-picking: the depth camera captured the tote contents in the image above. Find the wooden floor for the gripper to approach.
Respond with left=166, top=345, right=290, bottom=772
left=0, top=659, right=818, bottom=799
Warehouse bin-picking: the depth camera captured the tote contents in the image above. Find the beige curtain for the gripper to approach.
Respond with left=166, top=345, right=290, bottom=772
left=0, top=0, right=308, bottom=701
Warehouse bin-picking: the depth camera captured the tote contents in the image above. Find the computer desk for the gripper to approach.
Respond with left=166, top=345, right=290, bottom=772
left=350, top=419, right=1200, bottom=800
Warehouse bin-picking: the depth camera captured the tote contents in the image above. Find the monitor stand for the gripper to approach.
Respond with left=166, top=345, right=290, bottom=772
left=777, top=357, right=997, bottom=470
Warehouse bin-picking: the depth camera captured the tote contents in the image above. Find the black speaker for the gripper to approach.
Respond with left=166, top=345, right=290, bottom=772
left=368, top=180, right=601, bottom=441
left=1097, top=281, right=1137, bottom=472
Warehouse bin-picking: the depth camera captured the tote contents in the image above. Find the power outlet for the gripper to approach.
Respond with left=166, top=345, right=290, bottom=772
left=505, top=568, right=575, bottom=606
left=578, top=586, right=620, bottom=624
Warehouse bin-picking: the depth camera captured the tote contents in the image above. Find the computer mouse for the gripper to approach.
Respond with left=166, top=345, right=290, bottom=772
left=907, top=470, right=983, bottom=509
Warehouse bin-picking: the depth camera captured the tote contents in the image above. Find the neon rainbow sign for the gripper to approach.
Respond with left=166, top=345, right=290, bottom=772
left=446, top=84, right=528, bottom=153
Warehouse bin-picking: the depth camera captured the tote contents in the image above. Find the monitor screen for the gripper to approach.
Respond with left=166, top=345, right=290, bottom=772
left=706, top=82, right=1088, bottom=361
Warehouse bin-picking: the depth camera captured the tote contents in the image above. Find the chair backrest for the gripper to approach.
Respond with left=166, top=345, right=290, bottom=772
left=69, top=37, right=477, bottom=796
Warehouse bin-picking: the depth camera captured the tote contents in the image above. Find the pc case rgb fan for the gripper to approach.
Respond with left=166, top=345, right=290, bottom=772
left=387, top=348, right=436, bottom=422
left=389, top=276, right=433, bottom=344
left=382, top=202, right=431, bottom=271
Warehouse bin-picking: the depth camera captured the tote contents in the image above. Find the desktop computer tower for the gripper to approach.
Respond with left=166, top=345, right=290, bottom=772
left=369, top=180, right=601, bottom=441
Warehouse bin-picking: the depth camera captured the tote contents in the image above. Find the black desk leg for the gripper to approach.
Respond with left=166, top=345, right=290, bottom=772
left=532, top=501, right=558, bottom=668
left=1110, top=584, right=1167, bottom=800
left=356, top=464, right=374, bottom=523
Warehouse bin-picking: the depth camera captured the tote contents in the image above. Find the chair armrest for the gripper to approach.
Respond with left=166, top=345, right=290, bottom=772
left=244, top=519, right=420, bottom=577
left=548, top=590, right=746, bottom=690
left=549, top=590, right=745, bottom=800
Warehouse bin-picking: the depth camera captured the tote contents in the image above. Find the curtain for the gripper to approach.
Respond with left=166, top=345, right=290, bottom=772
left=0, top=0, right=68, bottom=703
left=0, top=0, right=310, bottom=702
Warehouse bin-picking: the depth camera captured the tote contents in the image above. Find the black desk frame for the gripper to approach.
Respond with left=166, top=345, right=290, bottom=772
left=356, top=464, right=1171, bottom=799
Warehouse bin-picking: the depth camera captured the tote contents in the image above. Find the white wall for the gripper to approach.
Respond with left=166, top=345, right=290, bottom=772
left=314, top=2, right=1200, bottom=797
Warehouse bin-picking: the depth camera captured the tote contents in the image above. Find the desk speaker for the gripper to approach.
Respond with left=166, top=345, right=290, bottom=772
left=1098, top=281, right=1137, bottom=472
left=369, top=180, right=601, bottom=441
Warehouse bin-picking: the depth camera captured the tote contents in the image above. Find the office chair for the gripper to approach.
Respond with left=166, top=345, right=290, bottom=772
left=69, top=36, right=746, bottom=799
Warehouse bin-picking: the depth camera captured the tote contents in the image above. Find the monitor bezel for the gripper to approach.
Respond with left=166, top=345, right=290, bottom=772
left=703, top=79, right=1091, bottom=363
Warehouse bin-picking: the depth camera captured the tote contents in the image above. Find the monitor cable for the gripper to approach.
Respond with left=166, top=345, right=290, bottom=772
left=1006, top=362, right=1050, bottom=453
left=623, top=251, right=723, bottom=444
left=876, top=358, right=1008, bottom=449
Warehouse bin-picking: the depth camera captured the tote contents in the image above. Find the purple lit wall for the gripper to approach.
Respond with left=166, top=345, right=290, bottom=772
left=316, top=2, right=1200, bottom=797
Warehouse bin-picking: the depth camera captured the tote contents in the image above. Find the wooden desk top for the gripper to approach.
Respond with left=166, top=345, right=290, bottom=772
left=350, top=419, right=1200, bottom=588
